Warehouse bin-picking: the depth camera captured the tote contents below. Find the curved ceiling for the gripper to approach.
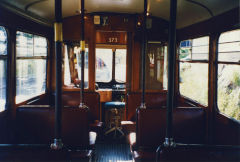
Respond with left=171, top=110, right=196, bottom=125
left=0, top=0, right=238, bottom=28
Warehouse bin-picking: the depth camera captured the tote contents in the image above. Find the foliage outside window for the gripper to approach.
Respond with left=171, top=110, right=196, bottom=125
left=16, top=31, right=47, bottom=104
left=217, top=29, right=240, bottom=120
left=0, top=26, right=7, bottom=112
left=179, top=36, right=209, bottom=105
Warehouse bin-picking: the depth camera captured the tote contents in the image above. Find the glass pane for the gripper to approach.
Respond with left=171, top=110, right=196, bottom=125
left=16, top=31, right=33, bottom=57
left=192, top=37, right=209, bottom=46
left=0, top=60, right=7, bottom=112
left=0, top=26, right=7, bottom=55
left=218, top=52, right=240, bottom=62
left=163, top=46, right=168, bottom=90
left=74, top=46, right=88, bottom=88
left=179, top=62, right=208, bottom=105
left=179, top=36, right=209, bottom=61
left=96, top=48, right=112, bottom=82
left=16, top=59, right=46, bottom=103
left=219, top=42, right=240, bottom=53
left=219, top=29, right=240, bottom=43
left=34, top=35, right=47, bottom=56
left=64, top=45, right=71, bottom=86
left=218, top=64, right=240, bottom=120
left=115, top=49, right=126, bottom=83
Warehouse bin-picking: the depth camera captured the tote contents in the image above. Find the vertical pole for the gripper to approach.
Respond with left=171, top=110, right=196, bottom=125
left=164, top=0, right=177, bottom=147
left=140, top=0, right=147, bottom=109
left=51, top=0, right=63, bottom=150
left=79, top=0, right=88, bottom=109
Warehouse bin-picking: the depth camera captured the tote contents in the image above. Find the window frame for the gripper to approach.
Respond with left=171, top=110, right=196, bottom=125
left=15, top=31, right=48, bottom=104
left=216, top=29, right=240, bottom=120
left=178, top=36, right=210, bottom=106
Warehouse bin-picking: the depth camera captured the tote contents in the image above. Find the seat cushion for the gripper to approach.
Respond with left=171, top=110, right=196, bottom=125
left=104, top=102, right=125, bottom=109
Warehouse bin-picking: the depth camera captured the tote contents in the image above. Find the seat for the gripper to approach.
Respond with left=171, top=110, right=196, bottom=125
left=104, top=102, right=125, bottom=138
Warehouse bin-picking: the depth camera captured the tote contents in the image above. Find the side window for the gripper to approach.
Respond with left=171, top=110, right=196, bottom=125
left=0, top=26, right=7, bottom=112
left=179, top=36, right=209, bottom=105
left=74, top=46, right=89, bottom=88
left=217, top=29, right=240, bottom=120
left=140, top=43, right=168, bottom=90
left=16, top=31, right=47, bottom=103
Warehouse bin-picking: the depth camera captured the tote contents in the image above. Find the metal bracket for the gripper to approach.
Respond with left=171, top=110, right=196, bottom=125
left=50, top=138, right=63, bottom=150
left=163, top=138, right=176, bottom=148
left=79, top=102, right=89, bottom=109
left=140, top=102, right=146, bottom=109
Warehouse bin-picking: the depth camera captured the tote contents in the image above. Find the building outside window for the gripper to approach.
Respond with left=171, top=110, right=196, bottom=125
left=16, top=31, right=47, bottom=103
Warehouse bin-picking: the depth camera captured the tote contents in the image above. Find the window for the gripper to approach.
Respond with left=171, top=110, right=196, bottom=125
left=74, top=46, right=88, bottom=88
left=179, top=36, right=209, bottom=105
left=96, top=48, right=112, bottom=83
left=144, top=43, right=168, bottom=90
left=64, top=45, right=71, bottom=86
left=95, top=47, right=127, bottom=85
left=16, top=31, right=47, bottom=103
left=115, top=49, right=126, bottom=83
left=0, top=26, right=7, bottom=112
left=217, top=29, right=240, bottom=120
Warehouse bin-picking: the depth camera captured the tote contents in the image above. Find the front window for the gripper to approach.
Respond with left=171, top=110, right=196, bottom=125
left=217, top=29, right=240, bottom=120
left=0, top=26, right=7, bottom=112
left=95, top=48, right=112, bottom=83
left=179, top=36, right=209, bottom=105
left=16, top=31, right=47, bottom=104
left=95, top=47, right=127, bottom=88
left=115, top=49, right=127, bottom=83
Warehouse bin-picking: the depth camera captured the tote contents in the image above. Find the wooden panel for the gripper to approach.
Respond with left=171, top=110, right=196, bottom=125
left=94, top=15, right=135, bottom=32
left=63, top=15, right=94, bottom=42
left=96, top=31, right=127, bottom=45
left=97, top=90, right=112, bottom=102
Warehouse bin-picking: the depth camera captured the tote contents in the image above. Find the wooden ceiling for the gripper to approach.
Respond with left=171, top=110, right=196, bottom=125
left=0, top=0, right=238, bottom=28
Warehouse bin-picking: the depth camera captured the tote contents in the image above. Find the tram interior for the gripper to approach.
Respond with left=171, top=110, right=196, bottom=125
left=0, top=0, right=239, bottom=161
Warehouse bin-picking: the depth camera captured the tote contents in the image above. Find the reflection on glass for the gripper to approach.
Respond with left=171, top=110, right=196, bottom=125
left=179, top=62, right=208, bottom=105
left=115, top=49, right=126, bottom=83
left=218, top=64, right=240, bottom=120
left=74, top=46, right=88, bottom=88
left=16, top=60, right=46, bottom=104
left=95, top=48, right=112, bottom=82
left=0, top=60, right=7, bottom=112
